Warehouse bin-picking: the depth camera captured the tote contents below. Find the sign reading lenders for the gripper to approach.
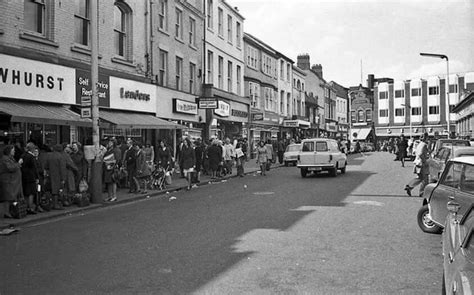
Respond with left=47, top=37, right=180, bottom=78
left=0, top=54, right=75, bottom=104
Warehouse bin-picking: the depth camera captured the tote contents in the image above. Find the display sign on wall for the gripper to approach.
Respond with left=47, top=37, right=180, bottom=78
left=75, top=69, right=110, bottom=107
left=252, top=112, right=264, bottom=121
left=109, top=76, right=156, bottom=112
left=197, top=97, right=218, bottom=109
left=214, top=100, right=230, bottom=117
left=173, top=98, right=198, bottom=115
left=0, top=54, right=75, bottom=104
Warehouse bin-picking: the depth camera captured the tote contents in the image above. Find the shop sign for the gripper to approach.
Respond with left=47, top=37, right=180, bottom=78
left=326, top=122, right=337, bottom=131
left=173, top=98, right=198, bottom=115
left=81, top=96, right=91, bottom=106
left=231, top=109, right=248, bottom=118
left=214, top=100, right=230, bottom=117
left=109, top=76, right=156, bottom=112
left=0, top=53, right=75, bottom=104
left=252, top=112, right=264, bottom=121
left=75, top=69, right=110, bottom=107
left=283, top=120, right=299, bottom=127
left=197, top=97, right=218, bottom=109
left=81, top=107, right=91, bottom=118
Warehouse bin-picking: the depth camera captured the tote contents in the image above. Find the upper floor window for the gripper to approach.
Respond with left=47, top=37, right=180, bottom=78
left=394, top=89, right=404, bottom=98
left=218, top=56, right=224, bottom=89
left=236, top=21, right=241, bottom=48
left=379, top=109, right=388, bottom=118
left=158, top=0, right=168, bottom=31
left=206, top=0, right=213, bottom=29
left=189, top=17, right=196, bottom=46
left=74, top=0, right=90, bottom=46
left=175, top=57, right=183, bottom=90
left=395, top=108, right=405, bottom=116
left=175, top=8, right=183, bottom=39
left=428, top=86, right=439, bottom=95
left=262, top=54, right=274, bottom=76
left=218, top=8, right=223, bottom=36
left=429, top=105, right=440, bottom=115
left=411, top=88, right=421, bottom=96
left=249, top=82, right=260, bottom=108
left=379, top=91, right=388, bottom=99
left=236, top=65, right=241, bottom=95
left=207, top=50, right=213, bottom=84
left=287, top=64, right=290, bottom=81
left=449, top=84, right=458, bottom=93
left=246, top=45, right=258, bottom=69
left=366, top=109, right=372, bottom=121
left=358, top=110, right=365, bottom=121
left=280, top=60, right=284, bottom=80
left=24, top=0, right=45, bottom=34
left=351, top=111, right=356, bottom=122
left=113, top=4, right=131, bottom=58
left=158, top=49, right=168, bottom=86
left=411, top=107, right=422, bottom=115
left=189, top=62, right=196, bottom=94
left=227, top=15, right=232, bottom=44
left=227, top=61, right=233, bottom=92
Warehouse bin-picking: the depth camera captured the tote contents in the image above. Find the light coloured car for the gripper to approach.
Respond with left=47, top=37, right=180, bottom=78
left=297, top=138, right=347, bottom=177
left=283, top=143, right=301, bottom=166
left=427, top=146, right=474, bottom=183
left=418, top=156, right=474, bottom=234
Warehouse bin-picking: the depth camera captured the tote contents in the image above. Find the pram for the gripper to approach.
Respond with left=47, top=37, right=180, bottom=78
left=148, top=164, right=170, bottom=191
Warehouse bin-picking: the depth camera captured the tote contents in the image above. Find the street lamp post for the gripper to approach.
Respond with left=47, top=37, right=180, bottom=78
left=401, top=103, right=412, bottom=139
left=420, top=52, right=450, bottom=137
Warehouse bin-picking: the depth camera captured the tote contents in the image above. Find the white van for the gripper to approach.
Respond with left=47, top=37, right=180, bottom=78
left=297, top=138, right=347, bottom=177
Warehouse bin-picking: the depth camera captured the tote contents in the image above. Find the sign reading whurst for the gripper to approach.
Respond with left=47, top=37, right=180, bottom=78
left=75, top=69, right=110, bottom=107
left=173, top=98, right=198, bottom=115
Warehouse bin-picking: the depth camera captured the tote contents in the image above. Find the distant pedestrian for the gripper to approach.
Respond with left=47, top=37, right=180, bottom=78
left=397, top=135, right=408, bottom=167
left=257, top=141, right=269, bottom=176
left=44, top=144, right=67, bottom=210
left=207, top=140, right=222, bottom=179
left=0, top=145, right=23, bottom=218
left=123, top=139, right=138, bottom=193
left=235, top=139, right=246, bottom=177
left=103, top=139, right=121, bottom=202
left=135, top=143, right=151, bottom=194
left=277, top=139, right=285, bottom=164
left=223, top=138, right=235, bottom=175
left=180, top=138, right=196, bottom=190
left=405, top=132, right=430, bottom=197
left=21, top=142, right=40, bottom=214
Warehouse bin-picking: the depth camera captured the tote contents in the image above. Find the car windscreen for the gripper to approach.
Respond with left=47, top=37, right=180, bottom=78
left=442, top=141, right=470, bottom=148
left=286, top=145, right=300, bottom=152
left=315, top=142, right=328, bottom=152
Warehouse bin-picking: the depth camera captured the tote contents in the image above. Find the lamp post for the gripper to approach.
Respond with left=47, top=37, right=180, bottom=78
left=401, top=103, right=412, bottom=139
left=420, top=52, right=450, bottom=137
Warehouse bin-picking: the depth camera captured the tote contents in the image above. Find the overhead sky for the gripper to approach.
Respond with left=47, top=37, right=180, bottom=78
left=231, top=0, right=474, bottom=88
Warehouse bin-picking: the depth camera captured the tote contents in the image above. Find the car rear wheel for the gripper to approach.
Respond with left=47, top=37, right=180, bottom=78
left=340, top=162, right=347, bottom=174
left=417, top=204, right=442, bottom=234
left=285, top=161, right=289, bottom=167
left=300, top=168, right=307, bottom=178
left=330, top=165, right=337, bottom=177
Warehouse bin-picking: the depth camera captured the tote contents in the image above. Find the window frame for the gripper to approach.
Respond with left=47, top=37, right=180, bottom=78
left=175, top=8, right=183, bottom=40
left=379, top=109, right=389, bottom=118
left=175, top=56, right=183, bottom=90
left=428, top=86, right=440, bottom=95
left=189, top=17, right=196, bottom=46
left=158, top=49, right=168, bottom=86
left=217, top=7, right=223, bottom=36
left=218, top=56, right=224, bottom=89
left=74, top=0, right=90, bottom=46
left=158, top=0, right=168, bottom=32
left=227, top=61, right=233, bottom=92
left=236, top=65, right=241, bottom=95
left=24, top=0, right=46, bottom=35
left=206, top=0, right=213, bottom=29
left=236, top=21, right=241, bottom=48
left=428, top=105, right=440, bottom=115
left=207, top=50, right=213, bottom=84
left=227, top=14, right=232, bottom=44
left=189, top=62, right=196, bottom=94
left=394, top=89, right=404, bottom=98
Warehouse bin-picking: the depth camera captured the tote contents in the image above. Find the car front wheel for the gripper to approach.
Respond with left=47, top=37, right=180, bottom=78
left=417, top=204, right=442, bottom=234
left=284, top=161, right=289, bottom=167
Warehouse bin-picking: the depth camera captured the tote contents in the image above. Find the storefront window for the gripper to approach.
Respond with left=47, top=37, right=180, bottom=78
left=44, top=124, right=58, bottom=146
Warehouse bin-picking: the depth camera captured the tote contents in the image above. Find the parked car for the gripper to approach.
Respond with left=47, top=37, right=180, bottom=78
left=431, top=139, right=471, bottom=157
left=427, top=146, right=474, bottom=183
left=297, top=138, right=347, bottom=177
left=441, top=198, right=474, bottom=294
left=417, top=156, right=474, bottom=234
left=283, top=143, right=301, bottom=166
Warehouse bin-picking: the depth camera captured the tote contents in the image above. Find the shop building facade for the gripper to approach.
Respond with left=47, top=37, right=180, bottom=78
left=452, top=91, right=473, bottom=139
left=348, top=84, right=375, bottom=142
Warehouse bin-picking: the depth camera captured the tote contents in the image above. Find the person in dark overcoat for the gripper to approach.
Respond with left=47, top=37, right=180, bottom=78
left=206, top=139, right=222, bottom=179
left=44, top=144, right=67, bottom=210
left=179, top=138, right=196, bottom=190
left=193, top=138, right=204, bottom=183
left=0, top=145, right=23, bottom=219
left=70, top=142, right=87, bottom=191
left=21, top=142, right=40, bottom=214
left=156, top=140, right=173, bottom=169
left=123, top=139, right=138, bottom=193
left=135, top=143, right=151, bottom=194
left=63, top=146, right=78, bottom=204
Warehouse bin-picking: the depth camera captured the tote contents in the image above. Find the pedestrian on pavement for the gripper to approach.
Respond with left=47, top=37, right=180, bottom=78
left=123, top=139, right=138, bottom=193
left=207, top=139, right=222, bottom=179
left=397, top=134, right=408, bottom=167
left=0, top=145, right=23, bottom=218
left=257, top=141, right=269, bottom=176
left=180, top=138, right=196, bottom=190
left=70, top=142, right=87, bottom=192
left=103, top=139, right=121, bottom=202
left=144, top=141, right=155, bottom=171
left=156, top=140, right=173, bottom=169
left=405, top=132, right=430, bottom=197
left=44, top=144, right=67, bottom=210
left=62, top=145, right=78, bottom=205
left=235, top=139, right=246, bottom=177
left=277, top=139, right=285, bottom=164
left=194, top=138, right=204, bottom=183
left=223, top=138, right=235, bottom=175
left=20, top=142, right=40, bottom=214
left=135, top=143, right=151, bottom=194
left=265, top=139, right=274, bottom=170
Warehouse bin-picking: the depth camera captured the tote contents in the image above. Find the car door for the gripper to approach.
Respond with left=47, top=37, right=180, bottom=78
left=456, top=163, right=474, bottom=221
left=429, top=162, right=464, bottom=226
left=314, top=141, right=331, bottom=166
left=429, top=148, right=448, bottom=181
left=299, top=141, right=315, bottom=166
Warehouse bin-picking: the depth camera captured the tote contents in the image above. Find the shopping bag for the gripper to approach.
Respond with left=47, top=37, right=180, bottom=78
left=165, top=171, right=172, bottom=185
left=78, top=179, right=89, bottom=193
left=10, top=198, right=27, bottom=219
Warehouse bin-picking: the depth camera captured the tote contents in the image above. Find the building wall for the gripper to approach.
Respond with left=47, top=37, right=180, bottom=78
left=277, top=57, right=294, bottom=116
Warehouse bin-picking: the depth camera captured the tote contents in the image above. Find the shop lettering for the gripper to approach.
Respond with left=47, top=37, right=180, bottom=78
left=231, top=109, right=248, bottom=118
left=120, top=87, right=150, bottom=101
left=0, top=68, right=64, bottom=90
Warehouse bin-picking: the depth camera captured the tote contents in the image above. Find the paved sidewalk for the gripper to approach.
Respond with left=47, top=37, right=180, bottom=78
left=1, top=159, right=278, bottom=230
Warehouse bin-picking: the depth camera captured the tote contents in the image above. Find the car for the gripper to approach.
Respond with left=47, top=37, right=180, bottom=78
left=418, top=156, right=474, bottom=234
left=441, top=199, right=474, bottom=294
left=431, top=139, right=471, bottom=157
left=297, top=138, right=347, bottom=177
left=427, top=146, right=474, bottom=183
left=283, top=143, right=301, bottom=166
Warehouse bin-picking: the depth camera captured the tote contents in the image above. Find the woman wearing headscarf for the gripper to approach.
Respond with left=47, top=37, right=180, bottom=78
left=21, top=142, right=40, bottom=214
left=257, top=140, right=269, bottom=176
left=179, top=138, right=196, bottom=190
left=0, top=145, right=23, bottom=218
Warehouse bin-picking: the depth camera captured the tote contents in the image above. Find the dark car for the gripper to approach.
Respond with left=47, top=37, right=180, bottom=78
left=441, top=199, right=474, bottom=294
left=427, top=146, right=474, bottom=183
left=417, top=156, right=474, bottom=234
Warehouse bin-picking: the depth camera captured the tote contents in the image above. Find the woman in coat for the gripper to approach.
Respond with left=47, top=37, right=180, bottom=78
left=44, top=144, right=67, bottom=210
left=21, top=142, right=40, bottom=214
left=63, top=146, right=78, bottom=204
left=103, top=139, right=122, bottom=202
left=135, top=143, right=151, bottom=194
left=206, top=140, right=222, bottom=179
left=0, top=145, right=23, bottom=218
left=257, top=141, right=269, bottom=176
left=179, top=138, right=196, bottom=190
left=156, top=140, right=173, bottom=169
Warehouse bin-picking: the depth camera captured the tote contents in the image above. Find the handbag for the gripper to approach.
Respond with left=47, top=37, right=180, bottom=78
left=40, top=192, right=53, bottom=211
left=165, top=171, right=172, bottom=185
left=73, top=193, right=90, bottom=207
left=10, top=198, right=27, bottom=219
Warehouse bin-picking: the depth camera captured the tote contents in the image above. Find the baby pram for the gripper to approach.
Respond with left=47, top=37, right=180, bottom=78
left=149, top=164, right=171, bottom=191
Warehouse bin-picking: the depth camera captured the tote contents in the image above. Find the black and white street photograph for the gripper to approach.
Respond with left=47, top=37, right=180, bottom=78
left=0, top=0, right=473, bottom=294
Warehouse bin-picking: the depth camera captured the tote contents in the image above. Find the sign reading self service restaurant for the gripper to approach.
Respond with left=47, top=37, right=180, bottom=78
left=0, top=54, right=75, bottom=104
left=75, top=69, right=110, bottom=107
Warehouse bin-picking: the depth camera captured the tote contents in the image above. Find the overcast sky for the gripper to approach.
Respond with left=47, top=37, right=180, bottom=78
left=231, top=0, right=474, bottom=88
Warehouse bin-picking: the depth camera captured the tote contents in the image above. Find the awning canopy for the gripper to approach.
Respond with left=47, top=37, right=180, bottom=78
left=350, top=128, right=372, bottom=140
left=0, top=100, right=92, bottom=127
left=100, top=109, right=182, bottom=129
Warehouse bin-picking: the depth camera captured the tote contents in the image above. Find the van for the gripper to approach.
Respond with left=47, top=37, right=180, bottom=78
left=297, top=138, right=347, bottom=177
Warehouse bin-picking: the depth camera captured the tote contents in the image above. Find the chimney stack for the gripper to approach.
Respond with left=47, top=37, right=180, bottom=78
left=297, top=54, right=310, bottom=70
left=311, top=64, right=323, bottom=79
left=367, top=74, right=375, bottom=89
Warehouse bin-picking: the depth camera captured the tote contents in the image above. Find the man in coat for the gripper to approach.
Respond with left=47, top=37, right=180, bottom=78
left=405, top=132, right=430, bottom=197
left=44, top=144, right=67, bottom=210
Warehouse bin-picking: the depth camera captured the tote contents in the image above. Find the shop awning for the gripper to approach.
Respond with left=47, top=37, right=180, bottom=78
left=351, top=128, right=372, bottom=140
left=0, top=100, right=92, bottom=127
left=100, top=109, right=182, bottom=129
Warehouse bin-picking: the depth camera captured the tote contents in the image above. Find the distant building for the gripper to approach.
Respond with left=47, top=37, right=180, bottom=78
left=348, top=84, right=375, bottom=142
left=451, top=91, right=473, bottom=139
left=330, top=81, right=349, bottom=140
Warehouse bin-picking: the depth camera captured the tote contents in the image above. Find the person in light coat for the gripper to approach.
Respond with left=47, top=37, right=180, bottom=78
left=256, top=141, right=269, bottom=176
